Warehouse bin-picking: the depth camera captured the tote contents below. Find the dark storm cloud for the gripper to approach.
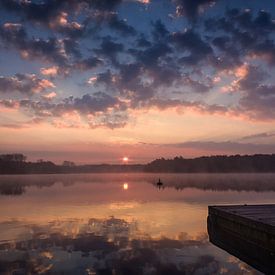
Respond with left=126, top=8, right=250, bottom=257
left=225, top=9, right=275, bottom=35
left=94, top=52, right=182, bottom=104
left=182, top=75, right=213, bottom=93
left=74, top=57, right=103, bottom=71
left=1, top=0, right=275, bottom=128
left=0, top=0, right=126, bottom=40
left=0, top=0, right=67, bottom=24
left=0, top=0, right=123, bottom=22
left=136, top=35, right=152, bottom=48
left=0, top=23, right=73, bottom=65
left=94, top=70, right=114, bottom=86
left=151, top=19, right=169, bottom=41
left=129, top=42, right=172, bottom=67
left=85, top=11, right=137, bottom=38
left=234, top=66, right=275, bottom=119
left=108, top=14, right=137, bottom=36
left=73, top=92, right=123, bottom=113
left=0, top=73, right=54, bottom=94
left=209, top=35, right=242, bottom=70
left=205, top=8, right=275, bottom=65
left=173, top=0, right=217, bottom=20
left=89, top=0, right=122, bottom=11
left=172, top=30, right=213, bottom=65
left=92, top=27, right=213, bottom=106
left=0, top=23, right=26, bottom=46
left=94, top=37, right=124, bottom=65
left=0, top=23, right=105, bottom=74
left=94, top=63, right=155, bottom=103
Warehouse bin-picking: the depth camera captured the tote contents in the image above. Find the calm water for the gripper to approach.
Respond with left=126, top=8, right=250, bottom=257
left=1, top=173, right=275, bottom=274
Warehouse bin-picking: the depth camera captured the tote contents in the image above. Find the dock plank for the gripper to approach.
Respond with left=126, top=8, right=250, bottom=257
left=208, top=204, right=275, bottom=274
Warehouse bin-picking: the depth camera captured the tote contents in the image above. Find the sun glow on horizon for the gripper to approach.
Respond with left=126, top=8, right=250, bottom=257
left=122, top=156, right=129, bottom=163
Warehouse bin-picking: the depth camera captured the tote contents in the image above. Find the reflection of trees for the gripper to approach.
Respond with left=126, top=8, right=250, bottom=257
left=0, top=175, right=79, bottom=196
left=150, top=173, right=275, bottom=192
left=0, top=177, right=56, bottom=196
left=0, top=218, right=259, bottom=275
left=0, top=182, right=26, bottom=195
left=1, top=173, right=275, bottom=197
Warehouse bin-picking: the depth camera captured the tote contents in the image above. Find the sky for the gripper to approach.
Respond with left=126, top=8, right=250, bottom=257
left=0, top=0, right=275, bottom=164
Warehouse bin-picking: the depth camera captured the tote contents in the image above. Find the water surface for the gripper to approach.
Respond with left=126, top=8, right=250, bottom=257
left=1, top=173, right=275, bottom=274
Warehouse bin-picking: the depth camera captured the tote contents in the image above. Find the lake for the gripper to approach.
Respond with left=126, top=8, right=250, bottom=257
left=1, top=173, right=275, bottom=274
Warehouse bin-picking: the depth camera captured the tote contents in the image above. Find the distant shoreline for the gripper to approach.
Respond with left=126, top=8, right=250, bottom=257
left=1, top=153, right=275, bottom=175
left=1, top=172, right=275, bottom=176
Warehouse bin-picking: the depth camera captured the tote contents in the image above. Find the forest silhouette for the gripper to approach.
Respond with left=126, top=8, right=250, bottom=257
left=1, top=153, right=275, bottom=174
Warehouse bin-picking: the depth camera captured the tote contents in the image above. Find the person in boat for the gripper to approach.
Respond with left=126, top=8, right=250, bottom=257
left=157, top=178, right=163, bottom=187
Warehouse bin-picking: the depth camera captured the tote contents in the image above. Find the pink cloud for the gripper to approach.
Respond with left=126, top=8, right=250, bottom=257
left=43, top=92, right=57, bottom=99
left=40, top=66, right=59, bottom=77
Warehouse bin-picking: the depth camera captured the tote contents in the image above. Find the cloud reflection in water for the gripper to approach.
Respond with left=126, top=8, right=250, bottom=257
left=0, top=217, right=259, bottom=275
left=0, top=173, right=271, bottom=274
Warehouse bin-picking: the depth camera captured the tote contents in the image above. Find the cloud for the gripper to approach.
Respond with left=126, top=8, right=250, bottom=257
left=0, top=92, right=128, bottom=129
left=0, top=22, right=107, bottom=75
left=1, top=1, right=275, bottom=128
left=205, top=8, right=275, bottom=65
left=88, top=111, right=129, bottom=129
left=0, top=0, right=123, bottom=24
left=0, top=74, right=55, bottom=95
left=73, top=92, right=123, bottom=113
left=173, top=0, right=218, bottom=20
left=182, top=74, right=213, bottom=93
left=89, top=0, right=123, bottom=11
left=0, top=23, right=78, bottom=66
left=48, top=12, right=85, bottom=38
left=0, top=99, right=18, bottom=108
left=80, top=9, right=138, bottom=39
left=74, top=57, right=103, bottom=71
left=151, top=20, right=169, bottom=41
left=136, top=34, right=152, bottom=48
left=0, top=0, right=135, bottom=42
left=235, top=66, right=275, bottom=119
left=240, top=131, right=275, bottom=141
left=94, top=37, right=124, bottom=65
left=43, top=92, right=57, bottom=100
left=107, top=14, right=137, bottom=36
left=130, top=42, right=172, bottom=67
left=172, top=29, right=213, bottom=65
left=40, top=66, right=59, bottom=77
left=165, top=140, right=275, bottom=154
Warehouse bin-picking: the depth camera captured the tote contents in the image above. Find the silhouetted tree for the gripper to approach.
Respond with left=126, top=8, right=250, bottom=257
left=0, top=154, right=26, bottom=162
left=62, top=161, right=75, bottom=167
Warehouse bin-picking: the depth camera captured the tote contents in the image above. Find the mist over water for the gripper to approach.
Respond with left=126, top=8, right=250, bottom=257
left=1, top=173, right=274, bottom=274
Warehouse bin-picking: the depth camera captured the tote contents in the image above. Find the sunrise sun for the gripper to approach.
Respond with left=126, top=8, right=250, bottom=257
left=122, top=157, right=129, bottom=163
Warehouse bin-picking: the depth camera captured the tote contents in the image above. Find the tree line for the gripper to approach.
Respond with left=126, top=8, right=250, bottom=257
left=144, top=155, right=275, bottom=173
left=1, top=153, right=275, bottom=174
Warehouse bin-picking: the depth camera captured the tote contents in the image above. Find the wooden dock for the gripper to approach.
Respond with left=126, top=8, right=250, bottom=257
left=208, top=204, right=275, bottom=274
